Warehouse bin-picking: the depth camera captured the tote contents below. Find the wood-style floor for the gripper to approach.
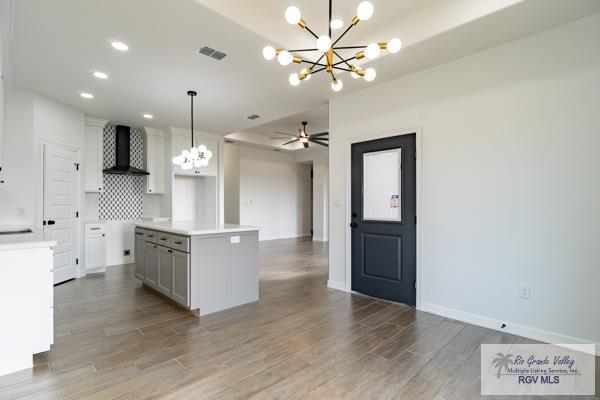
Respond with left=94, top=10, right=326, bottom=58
left=1, top=238, right=597, bottom=399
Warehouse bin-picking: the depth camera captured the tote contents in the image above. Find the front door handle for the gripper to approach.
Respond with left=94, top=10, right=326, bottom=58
left=350, top=222, right=357, bottom=228
left=47, top=220, right=56, bottom=226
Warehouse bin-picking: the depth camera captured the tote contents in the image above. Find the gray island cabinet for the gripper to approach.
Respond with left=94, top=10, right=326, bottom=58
left=134, top=222, right=259, bottom=316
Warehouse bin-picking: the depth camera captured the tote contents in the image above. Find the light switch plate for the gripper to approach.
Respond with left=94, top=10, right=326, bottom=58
left=230, top=236, right=241, bottom=244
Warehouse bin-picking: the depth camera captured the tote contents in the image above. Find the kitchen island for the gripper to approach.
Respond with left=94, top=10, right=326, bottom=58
left=133, top=221, right=259, bottom=316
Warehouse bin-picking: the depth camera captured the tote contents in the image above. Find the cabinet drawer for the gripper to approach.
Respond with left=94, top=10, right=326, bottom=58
left=170, top=235, right=189, bottom=253
left=135, top=228, right=146, bottom=239
left=156, top=232, right=172, bottom=247
left=145, top=230, right=158, bottom=243
left=85, top=223, right=106, bottom=234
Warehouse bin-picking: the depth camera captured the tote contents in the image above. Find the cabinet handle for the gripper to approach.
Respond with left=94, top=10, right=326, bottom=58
left=174, top=241, right=182, bottom=245
left=91, top=227, right=100, bottom=231
left=136, top=232, right=144, bottom=236
left=148, top=235, right=154, bottom=238
left=160, top=238, right=167, bottom=241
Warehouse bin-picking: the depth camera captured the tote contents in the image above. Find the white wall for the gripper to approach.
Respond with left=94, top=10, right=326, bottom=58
left=329, top=14, right=600, bottom=348
left=232, top=145, right=312, bottom=241
left=312, top=158, right=328, bottom=241
left=224, top=143, right=240, bottom=224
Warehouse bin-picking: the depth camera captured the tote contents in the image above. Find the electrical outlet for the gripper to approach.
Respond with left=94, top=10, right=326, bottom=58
left=124, top=249, right=130, bottom=256
left=519, top=284, right=531, bottom=300
left=18, top=208, right=26, bottom=217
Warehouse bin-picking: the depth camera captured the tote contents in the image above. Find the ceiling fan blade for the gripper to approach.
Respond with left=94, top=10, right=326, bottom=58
left=303, top=141, right=309, bottom=149
left=282, top=138, right=299, bottom=145
left=309, top=138, right=329, bottom=147
left=273, top=131, right=297, bottom=137
left=310, top=132, right=329, bottom=137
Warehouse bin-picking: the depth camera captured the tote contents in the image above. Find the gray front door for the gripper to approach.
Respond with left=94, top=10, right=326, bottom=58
left=351, top=134, right=417, bottom=306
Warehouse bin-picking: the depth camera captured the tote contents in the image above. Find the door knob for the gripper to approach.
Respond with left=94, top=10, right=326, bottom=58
left=352, top=212, right=358, bottom=218
left=350, top=222, right=357, bottom=228
left=47, top=220, right=56, bottom=225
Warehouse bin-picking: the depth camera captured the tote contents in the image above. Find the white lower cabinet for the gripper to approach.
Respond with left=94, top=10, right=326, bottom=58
left=135, top=228, right=190, bottom=307
left=85, top=224, right=107, bottom=274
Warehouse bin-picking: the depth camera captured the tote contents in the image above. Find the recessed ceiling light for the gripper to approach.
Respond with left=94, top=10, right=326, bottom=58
left=143, top=114, right=153, bottom=119
left=330, top=19, right=344, bottom=30
left=80, top=92, right=94, bottom=99
left=111, top=41, right=129, bottom=52
left=93, top=71, right=108, bottom=79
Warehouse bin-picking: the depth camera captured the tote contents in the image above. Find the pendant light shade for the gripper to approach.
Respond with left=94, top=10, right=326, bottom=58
left=172, top=91, right=213, bottom=171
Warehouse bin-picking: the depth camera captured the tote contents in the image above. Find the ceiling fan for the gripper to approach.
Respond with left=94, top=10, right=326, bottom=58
left=271, top=121, right=329, bottom=148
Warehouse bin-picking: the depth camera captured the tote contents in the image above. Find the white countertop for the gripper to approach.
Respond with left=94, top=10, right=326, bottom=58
left=135, top=221, right=259, bottom=236
left=0, top=240, right=57, bottom=252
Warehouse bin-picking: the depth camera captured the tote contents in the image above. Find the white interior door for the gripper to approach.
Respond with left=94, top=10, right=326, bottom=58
left=43, top=143, right=78, bottom=284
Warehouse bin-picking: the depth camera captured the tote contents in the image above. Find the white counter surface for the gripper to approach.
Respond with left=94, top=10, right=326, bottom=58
left=135, top=221, right=259, bottom=236
left=0, top=240, right=57, bottom=252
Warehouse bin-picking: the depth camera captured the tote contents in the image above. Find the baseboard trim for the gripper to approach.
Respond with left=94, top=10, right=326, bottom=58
left=312, top=237, right=329, bottom=242
left=327, top=280, right=348, bottom=292
left=420, top=302, right=599, bottom=356
left=107, top=256, right=134, bottom=267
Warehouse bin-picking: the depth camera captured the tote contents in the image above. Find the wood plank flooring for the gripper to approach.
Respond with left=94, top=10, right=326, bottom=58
left=1, top=237, right=597, bottom=399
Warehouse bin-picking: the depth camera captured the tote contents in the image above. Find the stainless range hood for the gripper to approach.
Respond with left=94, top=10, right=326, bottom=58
left=103, top=125, right=149, bottom=176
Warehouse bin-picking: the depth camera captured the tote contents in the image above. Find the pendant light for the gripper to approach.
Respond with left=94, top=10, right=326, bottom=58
left=172, top=90, right=213, bottom=171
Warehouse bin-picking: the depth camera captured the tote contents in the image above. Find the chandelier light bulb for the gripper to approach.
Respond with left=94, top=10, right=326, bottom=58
left=182, top=162, right=193, bottom=171
left=316, top=35, right=332, bottom=53
left=357, top=1, right=374, bottom=21
left=205, top=150, right=213, bottom=160
left=277, top=50, right=293, bottom=66
left=289, top=73, right=301, bottom=86
left=331, top=78, right=344, bottom=92
left=285, top=6, right=302, bottom=25
left=263, top=45, right=276, bottom=60
left=190, top=147, right=199, bottom=158
left=198, top=144, right=207, bottom=153
left=388, top=38, right=402, bottom=53
left=365, top=43, right=380, bottom=60
left=364, top=68, right=377, bottom=82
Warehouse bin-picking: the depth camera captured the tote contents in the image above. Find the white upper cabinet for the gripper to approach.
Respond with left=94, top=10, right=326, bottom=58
left=171, top=129, right=218, bottom=177
left=144, top=128, right=165, bottom=194
left=83, top=117, right=108, bottom=193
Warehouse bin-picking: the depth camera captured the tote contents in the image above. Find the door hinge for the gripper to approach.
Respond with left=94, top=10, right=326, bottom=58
left=414, top=215, right=417, bottom=225
left=414, top=281, right=416, bottom=291
left=414, top=150, right=417, bottom=160
left=76, top=258, right=79, bottom=265
left=74, top=163, right=80, bottom=171
left=76, top=211, right=79, bottom=218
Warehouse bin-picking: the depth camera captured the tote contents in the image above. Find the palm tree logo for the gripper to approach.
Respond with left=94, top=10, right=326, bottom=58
left=492, top=353, right=514, bottom=378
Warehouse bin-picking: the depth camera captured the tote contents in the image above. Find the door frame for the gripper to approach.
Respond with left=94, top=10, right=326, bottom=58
left=38, top=140, right=83, bottom=278
left=344, top=126, right=423, bottom=309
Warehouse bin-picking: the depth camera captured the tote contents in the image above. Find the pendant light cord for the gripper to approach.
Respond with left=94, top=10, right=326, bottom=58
left=188, top=90, right=197, bottom=148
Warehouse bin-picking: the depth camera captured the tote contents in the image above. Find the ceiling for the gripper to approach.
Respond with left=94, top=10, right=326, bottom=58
left=226, top=104, right=329, bottom=151
left=8, top=0, right=600, bottom=138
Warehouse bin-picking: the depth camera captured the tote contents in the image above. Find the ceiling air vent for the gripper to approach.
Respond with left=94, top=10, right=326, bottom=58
left=198, top=46, right=227, bottom=61
left=198, top=46, right=215, bottom=57
left=247, top=114, right=260, bottom=120
left=211, top=51, right=227, bottom=61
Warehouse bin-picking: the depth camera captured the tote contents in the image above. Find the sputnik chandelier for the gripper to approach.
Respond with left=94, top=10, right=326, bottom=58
left=172, top=91, right=213, bottom=171
left=262, top=0, right=401, bottom=92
